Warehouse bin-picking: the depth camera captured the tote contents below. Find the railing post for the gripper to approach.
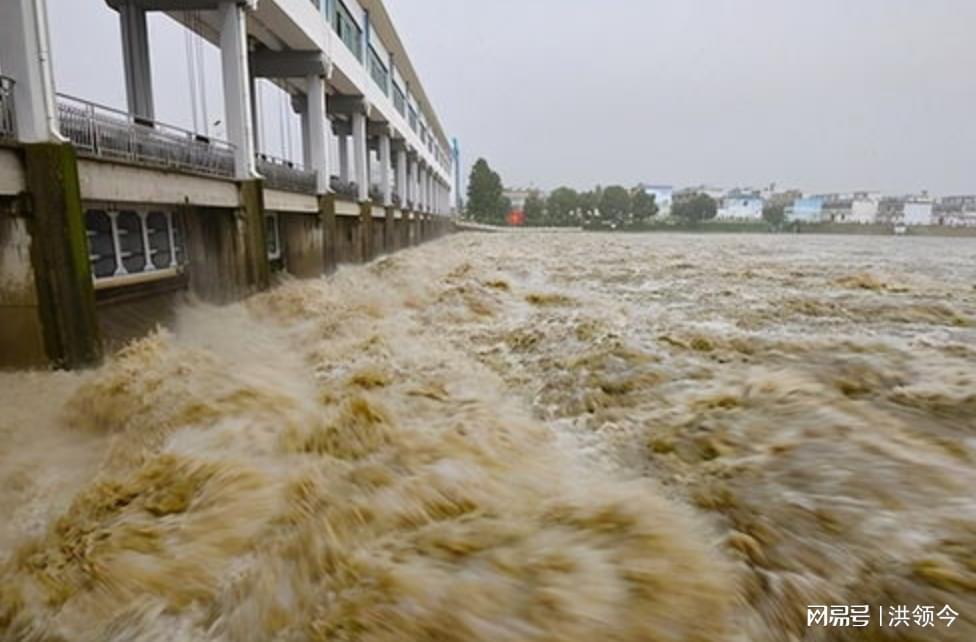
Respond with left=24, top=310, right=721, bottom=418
left=88, top=102, right=99, bottom=156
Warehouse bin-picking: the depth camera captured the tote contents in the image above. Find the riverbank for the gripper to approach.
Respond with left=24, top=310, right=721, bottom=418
left=582, top=219, right=976, bottom=237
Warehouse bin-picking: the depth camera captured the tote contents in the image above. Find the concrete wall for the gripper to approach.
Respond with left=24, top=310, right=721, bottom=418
left=334, top=213, right=362, bottom=265
left=0, top=148, right=26, bottom=196
left=0, top=198, right=47, bottom=367
left=0, top=143, right=454, bottom=369
left=280, top=211, right=325, bottom=277
left=183, top=206, right=252, bottom=303
left=78, top=159, right=239, bottom=207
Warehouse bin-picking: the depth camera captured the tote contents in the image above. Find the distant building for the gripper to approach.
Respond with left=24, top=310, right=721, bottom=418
left=503, top=188, right=533, bottom=211
left=766, top=190, right=803, bottom=208
left=676, top=185, right=725, bottom=203
left=819, top=192, right=880, bottom=224
left=788, top=196, right=825, bottom=222
left=640, top=184, right=673, bottom=216
left=934, top=196, right=976, bottom=227
left=904, top=200, right=934, bottom=226
left=878, top=195, right=934, bottom=226
left=717, top=189, right=764, bottom=221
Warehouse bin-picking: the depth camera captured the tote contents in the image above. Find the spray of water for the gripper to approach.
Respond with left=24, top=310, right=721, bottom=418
left=1, top=233, right=974, bottom=641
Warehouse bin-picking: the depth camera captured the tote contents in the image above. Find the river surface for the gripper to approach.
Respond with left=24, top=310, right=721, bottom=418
left=1, top=232, right=974, bottom=641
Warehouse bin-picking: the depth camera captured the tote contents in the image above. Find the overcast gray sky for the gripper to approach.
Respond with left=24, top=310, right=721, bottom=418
left=44, top=0, right=976, bottom=195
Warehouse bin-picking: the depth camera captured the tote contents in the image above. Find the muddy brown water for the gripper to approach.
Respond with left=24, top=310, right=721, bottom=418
left=1, top=232, right=974, bottom=641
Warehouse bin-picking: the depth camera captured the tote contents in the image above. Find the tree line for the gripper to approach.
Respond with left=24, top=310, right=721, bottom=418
left=465, top=158, right=720, bottom=227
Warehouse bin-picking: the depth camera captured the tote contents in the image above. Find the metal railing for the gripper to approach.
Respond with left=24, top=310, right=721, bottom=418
left=330, top=176, right=358, bottom=200
left=256, top=153, right=317, bottom=194
left=57, top=94, right=235, bottom=178
left=0, top=76, right=15, bottom=141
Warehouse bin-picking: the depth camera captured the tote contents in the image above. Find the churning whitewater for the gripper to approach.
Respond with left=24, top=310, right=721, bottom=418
left=1, top=232, right=974, bottom=642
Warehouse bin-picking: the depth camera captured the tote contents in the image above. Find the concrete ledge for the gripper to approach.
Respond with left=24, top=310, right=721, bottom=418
left=78, top=158, right=239, bottom=207
left=336, top=198, right=360, bottom=217
left=372, top=205, right=385, bottom=219
left=0, top=148, right=25, bottom=196
left=264, top=188, right=318, bottom=214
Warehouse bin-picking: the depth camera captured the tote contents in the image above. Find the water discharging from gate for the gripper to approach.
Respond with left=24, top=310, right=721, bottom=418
left=1, top=232, right=974, bottom=641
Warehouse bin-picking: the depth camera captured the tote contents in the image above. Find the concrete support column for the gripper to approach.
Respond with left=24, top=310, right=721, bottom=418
left=378, top=132, right=391, bottom=207
left=0, top=0, right=61, bottom=142
left=299, top=105, right=311, bottom=167
left=219, top=1, right=256, bottom=179
left=417, top=162, right=426, bottom=212
left=22, top=144, right=102, bottom=368
left=407, top=154, right=416, bottom=209
left=118, top=1, right=155, bottom=121
left=396, top=147, right=407, bottom=205
left=352, top=111, right=368, bottom=202
left=237, top=180, right=271, bottom=291
left=320, top=193, right=338, bottom=274
left=307, top=74, right=331, bottom=194
left=338, top=133, right=349, bottom=183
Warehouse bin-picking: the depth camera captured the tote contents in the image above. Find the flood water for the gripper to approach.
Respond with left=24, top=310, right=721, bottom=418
left=1, top=232, right=974, bottom=641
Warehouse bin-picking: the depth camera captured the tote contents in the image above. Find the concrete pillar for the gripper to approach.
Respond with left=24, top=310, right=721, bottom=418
left=118, top=1, right=154, bottom=122
left=417, top=162, right=426, bottom=212
left=0, top=0, right=61, bottom=142
left=22, top=144, right=102, bottom=368
left=352, top=111, right=368, bottom=202
left=238, top=180, right=271, bottom=291
left=250, top=74, right=262, bottom=152
left=396, top=147, right=407, bottom=205
left=406, top=154, right=416, bottom=209
left=320, top=194, right=338, bottom=273
left=307, top=74, right=330, bottom=194
left=378, top=132, right=391, bottom=207
left=219, top=1, right=256, bottom=179
left=338, top=133, right=349, bottom=183
left=299, top=106, right=311, bottom=167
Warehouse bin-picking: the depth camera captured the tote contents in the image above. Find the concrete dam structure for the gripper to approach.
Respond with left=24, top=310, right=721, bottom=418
left=0, top=0, right=457, bottom=370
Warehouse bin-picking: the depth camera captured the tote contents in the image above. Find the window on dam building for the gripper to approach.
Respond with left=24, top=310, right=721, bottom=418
left=85, top=207, right=185, bottom=281
left=265, top=212, right=282, bottom=262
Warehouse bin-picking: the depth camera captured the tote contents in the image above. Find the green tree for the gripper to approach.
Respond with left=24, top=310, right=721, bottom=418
left=762, top=202, right=786, bottom=227
left=600, top=185, right=631, bottom=225
left=496, top=196, right=513, bottom=224
left=631, top=189, right=659, bottom=223
left=466, top=158, right=504, bottom=223
left=523, top=192, right=547, bottom=226
left=672, top=193, right=718, bottom=223
left=546, top=187, right=579, bottom=226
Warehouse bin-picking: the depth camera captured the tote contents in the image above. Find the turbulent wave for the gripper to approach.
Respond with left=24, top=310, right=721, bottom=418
left=1, top=233, right=974, bottom=641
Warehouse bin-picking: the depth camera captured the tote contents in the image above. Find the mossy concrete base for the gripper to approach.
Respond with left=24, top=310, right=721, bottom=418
left=359, top=201, right=374, bottom=263
left=23, top=143, right=102, bottom=369
left=319, top=194, right=338, bottom=274
left=238, top=179, right=270, bottom=292
left=384, top=207, right=396, bottom=253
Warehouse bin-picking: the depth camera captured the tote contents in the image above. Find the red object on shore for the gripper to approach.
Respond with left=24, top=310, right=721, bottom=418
left=506, top=210, right=525, bottom=226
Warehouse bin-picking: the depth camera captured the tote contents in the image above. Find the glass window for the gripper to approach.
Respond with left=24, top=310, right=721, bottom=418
left=147, top=211, right=172, bottom=269
left=116, top=210, right=146, bottom=274
left=85, top=210, right=116, bottom=279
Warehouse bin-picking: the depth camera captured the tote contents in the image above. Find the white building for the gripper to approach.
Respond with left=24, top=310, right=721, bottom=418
left=717, top=190, right=763, bottom=221
left=820, top=192, right=880, bottom=224
left=878, top=195, right=934, bottom=226
left=641, top=184, right=673, bottom=216
left=935, top=196, right=976, bottom=227
left=904, top=200, right=934, bottom=226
